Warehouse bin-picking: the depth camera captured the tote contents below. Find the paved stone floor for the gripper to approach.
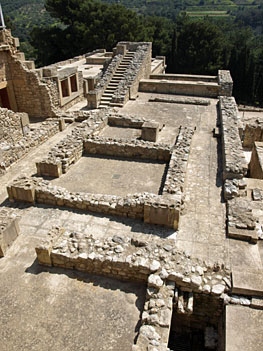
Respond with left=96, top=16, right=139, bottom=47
left=1, top=93, right=263, bottom=350
left=51, top=155, right=167, bottom=196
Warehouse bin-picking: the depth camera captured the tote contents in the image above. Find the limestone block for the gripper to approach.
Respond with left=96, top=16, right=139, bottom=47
left=232, top=268, right=263, bottom=296
left=249, top=142, right=263, bottom=179
left=42, top=67, right=58, bottom=77
left=24, top=61, right=35, bottom=70
left=36, top=161, right=62, bottom=178
left=0, top=219, right=20, bottom=257
left=141, top=121, right=159, bottom=142
left=59, top=118, right=66, bottom=131
left=35, top=227, right=65, bottom=266
left=7, top=184, right=36, bottom=203
left=144, top=199, right=179, bottom=229
left=15, top=52, right=25, bottom=61
left=12, top=37, right=20, bottom=48
left=20, top=113, right=29, bottom=127
left=225, top=305, right=263, bottom=351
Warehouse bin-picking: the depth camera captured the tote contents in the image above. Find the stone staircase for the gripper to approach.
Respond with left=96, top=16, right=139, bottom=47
left=99, top=51, right=135, bottom=108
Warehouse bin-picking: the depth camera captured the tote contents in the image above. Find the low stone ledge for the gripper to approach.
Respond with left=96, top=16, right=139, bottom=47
left=36, top=228, right=231, bottom=294
left=149, top=96, right=210, bottom=106
left=0, top=208, right=20, bottom=257
left=108, top=113, right=146, bottom=128
left=84, top=136, right=171, bottom=161
left=249, top=141, right=263, bottom=179
left=163, top=127, right=195, bottom=196
left=219, top=96, right=247, bottom=180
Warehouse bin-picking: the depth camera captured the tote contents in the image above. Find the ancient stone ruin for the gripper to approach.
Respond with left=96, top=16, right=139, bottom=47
left=0, top=27, right=262, bottom=351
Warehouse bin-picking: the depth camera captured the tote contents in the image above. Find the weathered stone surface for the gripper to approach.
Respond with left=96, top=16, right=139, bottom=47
left=225, top=305, right=263, bottom=351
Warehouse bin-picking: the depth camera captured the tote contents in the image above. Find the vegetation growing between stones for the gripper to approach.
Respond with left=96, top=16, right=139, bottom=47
left=2, top=0, right=263, bottom=106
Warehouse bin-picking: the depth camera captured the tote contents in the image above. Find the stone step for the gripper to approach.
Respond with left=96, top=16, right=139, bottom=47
left=104, top=87, right=116, bottom=92
left=100, top=97, right=112, bottom=102
left=107, top=83, right=119, bottom=87
left=102, top=93, right=113, bottom=97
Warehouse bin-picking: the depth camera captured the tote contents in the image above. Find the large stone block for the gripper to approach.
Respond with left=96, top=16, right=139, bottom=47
left=7, top=184, right=36, bottom=203
left=0, top=219, right=20, bottom=257
left=36, top=161, right=62, bottom=178
left=144, top=197, right=179, bottom=229
left=249, top=142, right=263, bottom=179
left=141, top=121, right=159, bottom=142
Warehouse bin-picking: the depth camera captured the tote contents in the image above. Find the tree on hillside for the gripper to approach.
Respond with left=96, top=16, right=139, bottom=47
left=169, top=17, right=226, bottom=74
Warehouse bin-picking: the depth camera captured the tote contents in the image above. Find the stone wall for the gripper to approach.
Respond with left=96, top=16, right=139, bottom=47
left=219, top=96, right=247, bottom=180
left=35, top=226, right=231, bottom=351
left=84, top=136, right=171, bottom=161
left=10, top=58, right=57, bottom=118
left=36, top=109, right=110, bottom=177
left=163, top=127, right=194, bottom=195
left=0, top=108, right=25, bottom=143
left=0, top=118, right=60, bottom=174
left=0, top=207, right=20, bottom=257
left=139, top=79, right=219, bottom=98
left=7, top=176, right=179, bottom=228
left=218, top=70, right=233, bottom=97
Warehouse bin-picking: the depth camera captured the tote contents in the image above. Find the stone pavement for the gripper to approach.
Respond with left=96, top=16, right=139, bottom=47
left=177, top=100, right=229, bottom=265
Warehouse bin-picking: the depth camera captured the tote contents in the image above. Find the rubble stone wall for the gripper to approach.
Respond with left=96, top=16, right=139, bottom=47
left=10, top=58, right=56, bottom=118
left=219, top=96, right=247, bottom=180
left=218, top=70, right=233, bottom=97
left=35, top=227, right=231, bottom=350
left=7, top=176, right=180, bottom=228
left=84, top=136, right=171, bottom=161
left=163, top=127, right=194, bottom=195
left=0, top=118, right=60, bottom=174
left=36, top=110, right=109, bottom=177
left=0, top=108, right=24, bottom=142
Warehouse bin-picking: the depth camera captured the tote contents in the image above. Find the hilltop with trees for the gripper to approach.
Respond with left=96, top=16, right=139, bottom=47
left=2, top=0, right=263, bottom=106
